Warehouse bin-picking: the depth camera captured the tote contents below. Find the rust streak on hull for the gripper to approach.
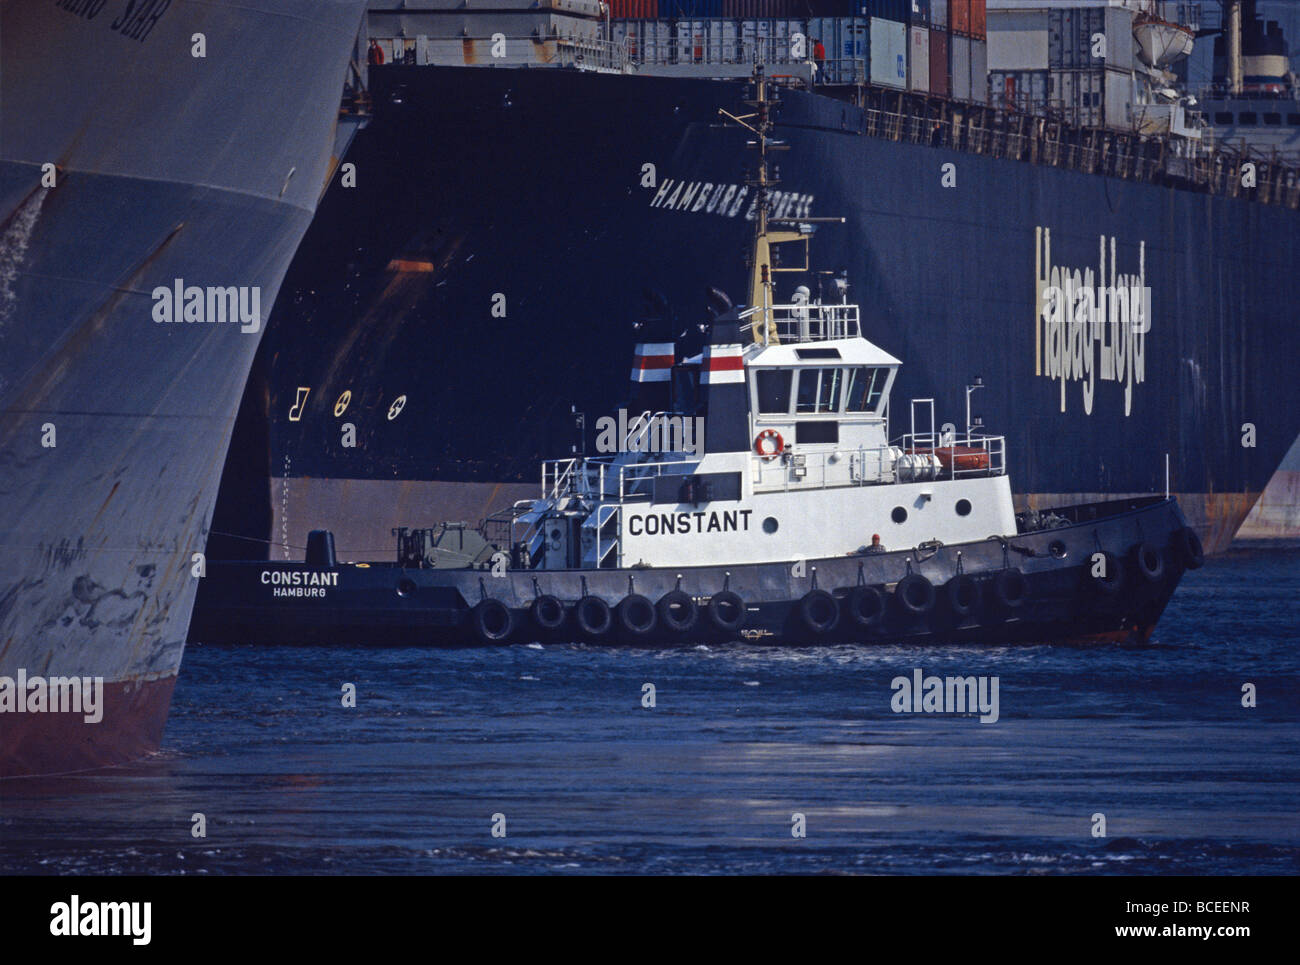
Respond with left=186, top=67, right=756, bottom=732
left=0, top=672, right=177, bottom=778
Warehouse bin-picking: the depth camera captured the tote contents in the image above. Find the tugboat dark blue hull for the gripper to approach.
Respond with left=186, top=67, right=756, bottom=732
left=192, top=496, right=1198, bottom=647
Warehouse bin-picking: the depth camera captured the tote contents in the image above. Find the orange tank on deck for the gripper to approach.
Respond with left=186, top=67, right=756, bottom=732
left=907, top=446, right=992, bottom=472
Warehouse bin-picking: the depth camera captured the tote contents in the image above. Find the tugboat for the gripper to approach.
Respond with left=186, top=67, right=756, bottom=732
left=191, top=72, right=1202, bottom=648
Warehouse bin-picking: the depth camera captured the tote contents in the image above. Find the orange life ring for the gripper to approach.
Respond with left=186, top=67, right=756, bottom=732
left=755, top=429, right=784, bottom=460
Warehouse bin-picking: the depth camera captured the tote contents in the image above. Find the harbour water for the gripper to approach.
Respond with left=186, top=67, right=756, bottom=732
left=2, top=549, right=1296, bottom=875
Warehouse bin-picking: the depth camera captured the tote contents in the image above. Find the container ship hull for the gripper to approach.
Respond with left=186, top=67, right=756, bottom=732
left=208, top=65, right=1300, bottom=569
left=0, top=0, right=365, bottom=775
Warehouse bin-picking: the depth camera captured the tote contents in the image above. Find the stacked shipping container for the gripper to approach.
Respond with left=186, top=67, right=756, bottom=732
left=808, top=15, right=870, bottom=85
left=608, top=0, right=987, bottom=102
left=929, top=25, right=948, bottom=96
left=610, top=0, right=659, bottom=18
left=870, top=16, right=908, bottom=87
left=986, top=4, right=1135, bottom=128
left=908, top=25, right=929, bottom=90
left=950, top=0, right=985, bottom=40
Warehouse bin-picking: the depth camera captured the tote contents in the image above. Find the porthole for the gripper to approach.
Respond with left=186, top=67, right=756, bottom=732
left=891, top=506, right=907, bottom=524
left=955, top=498, right=972, bottom=517
left=396, top=578, right=416, bottom=597
left=763, top=516, right=779, bottom=534
left=1049, top=540, right=1067, bottom=559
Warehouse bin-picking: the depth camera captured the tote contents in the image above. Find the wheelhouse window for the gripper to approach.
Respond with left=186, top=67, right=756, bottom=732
left=795, top=367, right=841, bottom=413
left=845, top=366, right=888, bottom=413
left=755, top=369, right=793, bottom=414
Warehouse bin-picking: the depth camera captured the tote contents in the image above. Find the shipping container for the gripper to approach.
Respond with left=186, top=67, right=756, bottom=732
left=952, top=0, right=986, bottom=39
left=677, top=19, right=704, bottom=63
left=864, top=0, right=908, bottom=24
left=1104, top=65, right=1133, bottom=129
left=738, top=18, right=806, bottom=64
left=1103, top=5, right=1134, bottom=72
left=909, top=0, right=930, bottom=27
left=1050, top=67, right=1104, bottom=128
left=610, top=0, right=659, bottom=18
left=970, top=36, right=987, bottom=102
left=908, top=24, right=930, bottom=91
left=722, top=0, right=808, bottom=18
left=1043, top=7, right=1142, bottom=71
left=950, top=32, right=971, bottom=100
left=868, top=0, right=909, bottom=24
left=1048, top=6, right=1103, bottom=70
left=611, top=20, right=631, bottom=51
left=869, top=16, right=907, bottom=88
left=988, top=69, right=1048, bottom=115
left=930, top=0, right=947, bottom=30
left=986, top=8, right=1047, bottom=70
left=809, top=15, right=869, bottom=84
left=621, top=19, right=675, bottom=62
left=928, top=26, right=949, bottom=97
left=661, top=0, right=723, bottom=16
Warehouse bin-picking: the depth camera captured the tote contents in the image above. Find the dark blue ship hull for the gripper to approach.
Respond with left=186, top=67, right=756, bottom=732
left=207, top=65, right=1300, bottom=566
left=193, top=496, right=1198, bottom=647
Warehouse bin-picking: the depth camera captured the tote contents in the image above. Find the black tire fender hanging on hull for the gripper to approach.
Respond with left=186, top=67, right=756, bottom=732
left=1131, top=541, right=1166, bottom=583
left=471, top=599, right=514, bottom=642
left=530, top=594, right=565, bottom=631
left=1175, top=526, right=1205, bottom=570
left=617, top=593, right=658, bottom=637
left=945, top=573, right=981, bottom=617
left=994, top=567, right=1029, bottom=609
left=798, top=589, right=839, bottom=634
left=847, top=585, right=887, bottom=628
left=895, top=573, right=936, bottom=617
left=707, top=590, right=745, bottom=633
left=657, top=590, right=698, bottom=633
left=1089, top=551, right=1124, bottom=595
left=575, top=595, right=613, bottom=637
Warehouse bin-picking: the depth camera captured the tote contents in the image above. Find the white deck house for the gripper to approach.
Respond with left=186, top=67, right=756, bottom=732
left=518, top=300, right=1017, bottom=570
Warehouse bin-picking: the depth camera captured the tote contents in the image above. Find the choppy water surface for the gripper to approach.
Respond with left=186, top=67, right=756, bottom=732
left=2, top=549, right=1297, bottom=874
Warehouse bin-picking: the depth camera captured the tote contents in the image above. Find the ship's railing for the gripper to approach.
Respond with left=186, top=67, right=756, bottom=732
left=542, top=457, right=580, bottom=500
left=541, top=421, right=698, bottom=502
left=626, top=35, right=809, bottom=70
left=611, top=456, right=699, bottom=502
left=556, top=37, right=630, bottom=73
left=367, top=35, right=629, bottom=73
left=813, top=57, right=869, bottom=87
left=898, top=431, right=1007, bottom=481
left=1188, top=82, right=1299, bottom=102
left=741, top=303, right=860, bottom=343
left=849, top=87, right=1300, bottom=210
left=751, top=433, right=1006, bottom=493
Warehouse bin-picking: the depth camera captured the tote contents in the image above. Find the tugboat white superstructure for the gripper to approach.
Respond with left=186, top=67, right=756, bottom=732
left=529, top=301, right=1014, bottom=571
left=193, top=71, right=1202, bottom=648
left=525, top=76, right=1014, bottom=574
